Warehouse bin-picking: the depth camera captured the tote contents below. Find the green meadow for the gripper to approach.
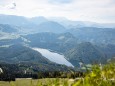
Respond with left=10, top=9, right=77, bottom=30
left=0, top=78, right=74, bottom=86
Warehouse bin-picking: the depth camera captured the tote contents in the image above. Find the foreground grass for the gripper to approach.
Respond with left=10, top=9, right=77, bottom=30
left=0, top=78, right=74, bottom=86
left=0, top=63, right=115, bottom=86
left=73, top=63, right=115, bottom=86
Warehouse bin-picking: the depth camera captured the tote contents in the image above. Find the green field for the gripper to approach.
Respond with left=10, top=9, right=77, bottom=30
left=0, top=78, right=75, bottom=86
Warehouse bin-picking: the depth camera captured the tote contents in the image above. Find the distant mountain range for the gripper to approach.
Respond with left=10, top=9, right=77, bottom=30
left=0, top=14, right=115, bottom=31
left=49, top=17, right=115, bottom=28
left=24, top=32, right=115, bottom=66
left=37, top=21, right=65, bottom=33
left=67, top=27, right=115, bottom=45
left=0, top=14, right=115, bottom=71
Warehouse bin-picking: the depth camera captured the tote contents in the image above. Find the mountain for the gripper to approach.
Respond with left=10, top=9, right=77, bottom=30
left=0, top=15, right=67, bottom=33
left=0, top=24, right=18, bottom=33
left=0, top=44, right=50, bottom=63
left=0, top=14, right=115, bottom=69
left=0, top=26, right=28, bottom=46
left=49, top=17, right=86, bottom=29
left=67, top=27, right=115, bottom=45
left=0, top=44, right=73, bottom=71
left=64, top=42, right=106, bottom=66
left=24, top=32, right=77, bottom=53
left=0, top=24, right=114, bottom=68
left=30, top=16, right=48, bottom=25
left=98, top=44, right=115, bottom=59
left=24, top=32, right=115, bottom=66
left=0, top=14, right=31, bottom=26
left=49, top=17, right=115, bottom=28
left=0, top=24, right=21, bottom=42
left=0, top=14, right=39, bottom=34
left=0, top=25, right=75, bottom=70
left=0, top=14, right=115, bottom=30
left=37, top=21, right=66, bottom=33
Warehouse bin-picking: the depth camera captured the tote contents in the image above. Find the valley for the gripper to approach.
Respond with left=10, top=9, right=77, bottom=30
left=0, top=14, right=115, bottom=86
left=0, top=15, right=115, bottom=69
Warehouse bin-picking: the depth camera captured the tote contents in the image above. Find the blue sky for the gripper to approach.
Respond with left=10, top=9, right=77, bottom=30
left=0, top=0, right=115, bottom=23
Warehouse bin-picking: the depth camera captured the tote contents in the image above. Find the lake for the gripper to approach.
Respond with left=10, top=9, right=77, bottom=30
left=32, top=48, right=74, bottom=67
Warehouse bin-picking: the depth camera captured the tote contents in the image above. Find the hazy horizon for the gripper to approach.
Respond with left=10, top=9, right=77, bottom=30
left=0, top=0, right=115, bottom=23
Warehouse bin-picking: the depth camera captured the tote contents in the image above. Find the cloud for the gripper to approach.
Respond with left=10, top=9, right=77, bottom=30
left=0, top=0, right=115, bottom=23
left=10, top=3, right=16, bottom=9
left=0, top=0, right=16, bottom=10
left=6, top=3, right=16, bottom=9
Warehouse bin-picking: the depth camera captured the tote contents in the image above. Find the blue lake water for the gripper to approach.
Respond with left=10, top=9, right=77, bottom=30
left=32, top=48, right=74, bottom=67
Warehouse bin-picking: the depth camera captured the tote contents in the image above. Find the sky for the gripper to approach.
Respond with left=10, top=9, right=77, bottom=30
left=0, top=0, right=115, bottom=23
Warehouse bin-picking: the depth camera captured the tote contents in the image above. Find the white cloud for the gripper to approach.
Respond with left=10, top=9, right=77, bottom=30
left=5, top=3, right=16, bottom=9
left=0, top=0, right=115, bottom=23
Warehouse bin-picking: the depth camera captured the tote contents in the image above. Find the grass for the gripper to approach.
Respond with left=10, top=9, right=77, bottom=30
left=0, top=78, right=74, bottom=86
left=0, top=63, right=115, bottom=86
